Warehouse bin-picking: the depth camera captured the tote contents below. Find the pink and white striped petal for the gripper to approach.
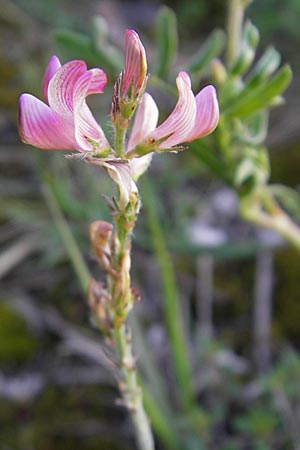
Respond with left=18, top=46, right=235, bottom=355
left=148, top=71, right=196, bottom=148
left=73, top=70, right=110, bottom=151
left=122, top=29, right=147, bottom=97
left=42, top=55, right=61, bottom=103
left=185, top=85, right=219, bottom=141
left=19, top=94, right=78, bottom=150
left=48, top=60, right=87, bottom=117
left=86, top=68, right=107, bottom=95
left=127, top=93, right=159, bottom=151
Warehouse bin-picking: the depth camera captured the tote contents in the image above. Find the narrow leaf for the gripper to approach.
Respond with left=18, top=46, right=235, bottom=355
left=269, top=184, right=300, bottom=218
left=187, top=29, right=225, bottom=74
left=155, top=6, right=178, bottom=78
left=223, top=64, right=292, bottom=118
left=230, top=20, right=259, bottom=76
left=246, top=46, right=281, bottom=88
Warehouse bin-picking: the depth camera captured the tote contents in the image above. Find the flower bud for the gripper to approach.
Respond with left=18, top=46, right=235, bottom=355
left=90, top=220, right=113, bottom=271
left=111, top=29, right=148, bottom=126
left=88, top=280, right=112, bottom=334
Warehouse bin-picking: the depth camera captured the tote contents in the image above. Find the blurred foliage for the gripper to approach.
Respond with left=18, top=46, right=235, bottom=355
left=0, top=305, right=36, bottom=363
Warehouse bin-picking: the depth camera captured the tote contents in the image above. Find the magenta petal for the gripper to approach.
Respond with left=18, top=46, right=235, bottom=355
left=127, top=93, right=159, bottom=151
left=48, top=60, right=87, bottom=116
left=19, top=94, right=77, bottom=150
left=42, top=55, right=61, bottom=103
left=73, top=71, right=110, bottom=151
left=185, top=85, right=219, bottom=141
left=149, top=71, right=196, bottom=148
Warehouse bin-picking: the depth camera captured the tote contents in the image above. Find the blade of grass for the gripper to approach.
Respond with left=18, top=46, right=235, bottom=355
left=142, top=177, right=195, bottom=409
left=42, top=183, right=91, bottom=294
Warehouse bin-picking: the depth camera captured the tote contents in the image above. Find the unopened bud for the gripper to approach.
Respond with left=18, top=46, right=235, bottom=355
left=111, top=29, right=148, bottom=125
left=122, top=29, right=147, bottom=101
left=88, top=280, right=112, bottom=333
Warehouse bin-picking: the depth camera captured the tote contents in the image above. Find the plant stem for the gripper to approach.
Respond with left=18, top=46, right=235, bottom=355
left=240, top=192, right=300, bottom=251
left=226, top=0, right=246, bottom=68
left=115, top=126, right=127, bottom=158
left=113, top=324, right=155, bottom=450
left=108, top=203, right=155, bottom=450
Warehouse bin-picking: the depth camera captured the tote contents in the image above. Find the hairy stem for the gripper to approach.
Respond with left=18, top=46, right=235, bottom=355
left=108, top=203, right=155, bottom=450
left=113, top=324, right=155, bottom=450
left=114, top=126, right=127, bottom=158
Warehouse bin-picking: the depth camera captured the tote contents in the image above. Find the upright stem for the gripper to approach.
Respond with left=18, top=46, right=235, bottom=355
left=114, top=126, right=127, bottom=158
left=226, top=0, right=246, bottom=68
left=113, top=324, right=155, bottom=450
left=108, top=203, right=155, bottom=450
left=240, top=193, right=300, bottom=251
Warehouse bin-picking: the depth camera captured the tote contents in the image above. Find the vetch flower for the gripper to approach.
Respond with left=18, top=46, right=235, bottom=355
left=19, top=55, right=111, bottom=154
left=127, top=71, right=219, bottom=158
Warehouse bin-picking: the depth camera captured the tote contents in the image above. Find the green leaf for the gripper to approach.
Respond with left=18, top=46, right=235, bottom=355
left=269, top=184, right=300, bottom=218
left=234, top=146, right=269, bottom=188
left=54, top=29, right=122, bottom=76
left=54, top=30, right=101, bottom=66
left=230, top=20, right=259, bottom=76
left=187, top=29, right=225, bottom=75
left=246, top=46, right=281, bottom=88
left=235, top=111, right=268, bottom=145
left=155, top=6, right=178, bottom=78
left=223, top=64, right=292, bottom=118
left=190, top=139, right=233, bottom=185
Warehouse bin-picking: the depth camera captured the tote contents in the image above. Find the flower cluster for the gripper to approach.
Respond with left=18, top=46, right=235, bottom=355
left=19, top=29, right=219, bottom=208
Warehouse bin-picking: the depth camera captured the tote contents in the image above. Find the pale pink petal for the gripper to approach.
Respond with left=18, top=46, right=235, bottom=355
left=48, top=60, right=87, bottom=117
left=94, top=160, right=132, bottom=210
left=42, top=55, right=61, bottom=103
left=122, top=29, right=147, bottom=97
left=130, top=154, right=153, bottom=180
left=149, top=71, right=196, bottom=148
left=19, top=94, right=78, bottom=150
left=73, top=71, right=110, bottom=151
left=127, top=93, right=159, bottom=151
left=185, top=85, right=219, bottom=141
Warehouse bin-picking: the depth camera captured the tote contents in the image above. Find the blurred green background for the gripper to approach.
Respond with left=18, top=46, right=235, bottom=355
left=1, top=0, right=300, bottom=449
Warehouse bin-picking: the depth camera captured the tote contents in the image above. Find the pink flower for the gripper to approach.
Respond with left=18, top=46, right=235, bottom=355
left=19, top=55, right=111, bottom=153
left=129, top=71, right=219, bottom=157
